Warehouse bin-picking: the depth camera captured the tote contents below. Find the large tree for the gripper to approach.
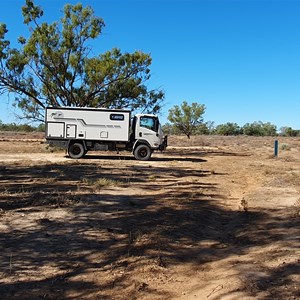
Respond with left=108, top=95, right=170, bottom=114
left=168, top=101, right=206, bottom=139
left=0, top=0, right=164, bottom=122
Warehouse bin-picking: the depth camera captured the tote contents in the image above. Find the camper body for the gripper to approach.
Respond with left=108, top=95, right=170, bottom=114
left=45, top=106, right=167, bottom=160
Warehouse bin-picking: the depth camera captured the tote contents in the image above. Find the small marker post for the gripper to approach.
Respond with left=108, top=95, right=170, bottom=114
left=274, top=140, right=279, bottom=157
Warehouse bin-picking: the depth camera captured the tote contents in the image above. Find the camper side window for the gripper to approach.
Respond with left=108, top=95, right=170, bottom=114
left=110, top=114, right=124, bottom=121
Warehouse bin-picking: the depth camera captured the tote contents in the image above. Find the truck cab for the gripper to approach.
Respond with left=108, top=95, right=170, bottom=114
left=131, top=114, right=167, bottom=160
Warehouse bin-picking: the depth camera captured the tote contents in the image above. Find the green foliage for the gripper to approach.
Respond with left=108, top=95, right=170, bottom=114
left=167, top=101, right=206, bottom=139
left=162, top=123, right=178, bottom=135
left=0, top=120, right=44, bottom=132
left=214, top=122, right=241, bottom=136
left=163, top=121, right=211, bottom=136
left=0, top=0, right=164, bottom=121
left=162, top=119, right=285, bottom=137
left=194, top=122, right=212, bottom=135
left=242, top=121, right=277, bottom=136
left=279, top=127, right=300, bottom=137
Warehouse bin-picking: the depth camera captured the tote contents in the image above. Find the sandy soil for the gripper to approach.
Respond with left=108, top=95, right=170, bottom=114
left=0, top=133, right=299, bottom=300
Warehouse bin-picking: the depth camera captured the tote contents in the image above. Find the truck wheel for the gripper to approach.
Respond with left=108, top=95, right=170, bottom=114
left=134, top=144, right=152, bottom=161
left=68, top=143, right=85, bottom=159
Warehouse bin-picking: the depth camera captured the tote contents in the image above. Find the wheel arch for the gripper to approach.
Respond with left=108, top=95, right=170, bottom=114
left=132, top=139, right=151, bottom=152
left=68, top=139, right=87, bottom=150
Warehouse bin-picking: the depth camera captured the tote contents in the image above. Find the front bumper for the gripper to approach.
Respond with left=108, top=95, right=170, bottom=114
left=159, top=135, right=168, bottom=151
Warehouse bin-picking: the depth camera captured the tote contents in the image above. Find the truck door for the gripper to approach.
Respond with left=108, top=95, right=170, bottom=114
left=137, top=116, right=160, bottom=148
left=66, top=124, right=76, bottom=138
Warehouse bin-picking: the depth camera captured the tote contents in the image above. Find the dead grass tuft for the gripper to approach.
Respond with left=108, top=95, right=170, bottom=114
left=292, top=198, right=300, bottom=218
left=81, top=177, right=119, bottom=190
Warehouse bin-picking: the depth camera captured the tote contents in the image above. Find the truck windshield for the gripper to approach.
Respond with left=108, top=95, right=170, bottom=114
left=140, top=116, right=158, bottom=132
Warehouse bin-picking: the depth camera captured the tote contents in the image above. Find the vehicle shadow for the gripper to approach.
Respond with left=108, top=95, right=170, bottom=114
left=79, top=154, right=208, bottom=163
left=69, top=147, right=249, bottom=162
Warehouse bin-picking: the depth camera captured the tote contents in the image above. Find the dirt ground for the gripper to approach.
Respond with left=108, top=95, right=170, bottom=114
left=0, top=132, right=299, bottom=300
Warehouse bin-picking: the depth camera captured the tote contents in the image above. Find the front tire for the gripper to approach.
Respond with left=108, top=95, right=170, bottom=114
left=68, top=143, right=85, bottom=159
left=134, top=144, right=152, bottom=161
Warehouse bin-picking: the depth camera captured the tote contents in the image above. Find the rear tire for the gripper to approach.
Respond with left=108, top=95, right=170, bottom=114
left=68, top=143, right=85, bottom=159
left=134, top=144, right=152, bottom=161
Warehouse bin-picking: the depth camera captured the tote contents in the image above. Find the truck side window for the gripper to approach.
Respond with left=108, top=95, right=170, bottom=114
left=140, top=117, right=156, bottom=131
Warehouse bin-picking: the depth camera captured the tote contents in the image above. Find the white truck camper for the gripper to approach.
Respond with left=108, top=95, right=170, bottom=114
left=45, top=106, right=167, bottom=160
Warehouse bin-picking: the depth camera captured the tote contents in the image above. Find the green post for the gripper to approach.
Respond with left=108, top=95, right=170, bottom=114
left=274, top=140, right=278, bottom=157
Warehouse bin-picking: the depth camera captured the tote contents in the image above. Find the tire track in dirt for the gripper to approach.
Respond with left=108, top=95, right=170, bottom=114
left=170, top=145, right=300, bottom=300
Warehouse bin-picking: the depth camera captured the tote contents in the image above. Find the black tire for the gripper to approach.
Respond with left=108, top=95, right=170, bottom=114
left=134, top=144, right=152, bottom=161
left=68, top=143, right=85, bottom=159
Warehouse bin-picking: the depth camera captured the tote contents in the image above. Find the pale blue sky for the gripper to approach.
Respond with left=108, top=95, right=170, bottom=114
left=1, top=0, right=300, bottom=129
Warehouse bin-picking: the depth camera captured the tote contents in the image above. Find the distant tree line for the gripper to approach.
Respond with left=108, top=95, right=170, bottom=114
left=0, top=120, right=44, bottom=132
left=163, top=121, right=300, bottom=137
left=279, top=126, right=300, bottom=137
left=166, top=101, right=300, bottom=138
left=0, top=119, right=299, bottom=137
